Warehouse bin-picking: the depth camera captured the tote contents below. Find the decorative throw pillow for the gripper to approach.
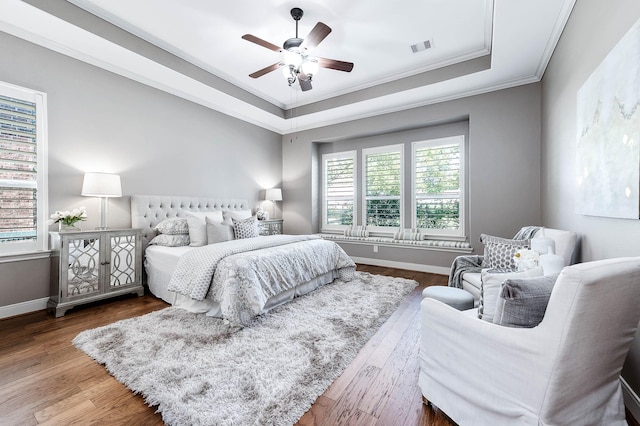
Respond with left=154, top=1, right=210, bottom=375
left=154, top=218, right=188, bottom=235
left=344, top=225, right=369, bottom=237
left=493, top=273, right=560, bottom=328
left=186, top=211, right=224, bottom=247
left=206, top=217, right=234, bottom=244
left=480, top=234, right=531, bottom=270
left=223, top=210, right=253, bottom=221
left=148, top=234, right=190, bottom=247
left=394, top=228, right=423, bottom=240
left=479, top=267, right=543, bottom=322
left=232, top=216, right=259, bottom=239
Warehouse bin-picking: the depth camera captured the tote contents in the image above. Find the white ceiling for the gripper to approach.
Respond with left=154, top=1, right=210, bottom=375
left=2, top=0, right=576, bottom=134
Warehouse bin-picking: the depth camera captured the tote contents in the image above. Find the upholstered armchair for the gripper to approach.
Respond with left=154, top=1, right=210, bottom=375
left=454, top=227, right=578, bottom=301
left=420, top=257, right=640, bottom=425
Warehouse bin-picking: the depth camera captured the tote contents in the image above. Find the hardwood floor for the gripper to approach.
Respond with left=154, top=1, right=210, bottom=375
left=1, top=265, right=637, bottom=425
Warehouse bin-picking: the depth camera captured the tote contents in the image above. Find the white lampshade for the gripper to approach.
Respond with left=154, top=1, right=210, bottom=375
left=265, top=188, right=282, bottom=201
left=81, top=172, right=122, bottom=229
left=81, top=173, right=122, bottom=197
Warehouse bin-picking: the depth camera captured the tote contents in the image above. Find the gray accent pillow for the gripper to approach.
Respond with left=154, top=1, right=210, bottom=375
left=206, top=217, right=234, bottom=244
left=232, top=216, right=259, bottom=239
left=148, top=234, right=190, bottom=247
left=154, top=218, right=189, bottom=235
left=480, top=234, right=530, bottom=269
left=493, top=273, right=560, bottom=328
left=479, top=267, right=543, bottom=322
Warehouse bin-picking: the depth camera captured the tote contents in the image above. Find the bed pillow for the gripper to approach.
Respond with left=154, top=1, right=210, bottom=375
left=232, top=216, right=259, bottom=239
left=479, top=267, right=543, bottom=322
left=154, top=217, right=189, bottom=235
left=223, top=210, right=253, bottom=221
left=493, top=273, right=559, bottom=328
left=480, top=234, right=531, bottom=270
left=206, top=217, right=234, bottom=244
left=186, top=211, right=224, bottom=247
left=148, top=234, right=190, bottom=247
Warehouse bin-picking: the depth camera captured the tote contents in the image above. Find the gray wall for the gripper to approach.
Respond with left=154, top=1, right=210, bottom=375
left=540, top=0, right=640, bottom=404
left=283, top=83, right=543, bottom=268
left=0, top=31, right=281, bottom=308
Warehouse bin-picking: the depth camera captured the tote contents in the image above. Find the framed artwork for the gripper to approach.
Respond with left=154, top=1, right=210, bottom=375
left=576, top=18, right=640, bottom=219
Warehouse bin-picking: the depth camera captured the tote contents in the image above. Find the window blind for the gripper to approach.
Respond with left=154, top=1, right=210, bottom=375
left=414, top=141, right=461, bottom=230
left=324, top=153, right=355, bottom=227
left=0, top=94, right=38, bottom=243
left=364, top=148, right=401, bottom=228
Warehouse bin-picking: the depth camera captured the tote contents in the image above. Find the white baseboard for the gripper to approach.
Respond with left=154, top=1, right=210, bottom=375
left=351, top=256, right=450, bottom=275
left=0, top=297, right=48, bottom=319
left=622, top=377, right=640, bottom=422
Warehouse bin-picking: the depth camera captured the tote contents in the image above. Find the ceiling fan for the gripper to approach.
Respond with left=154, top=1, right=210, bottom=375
left=242, top=7, right=354, bottom=92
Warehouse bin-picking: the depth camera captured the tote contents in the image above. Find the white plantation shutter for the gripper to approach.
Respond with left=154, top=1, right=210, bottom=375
left=413, top=136, right=464, bottom=236
left=363, top=145, right=403, bottom=229
left=0, top=83, right=47, bottom=253
left=323, top=151, right=356, bottom=229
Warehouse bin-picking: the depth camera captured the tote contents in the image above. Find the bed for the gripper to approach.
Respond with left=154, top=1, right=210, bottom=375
left=131, top=195, right=355, bottom=325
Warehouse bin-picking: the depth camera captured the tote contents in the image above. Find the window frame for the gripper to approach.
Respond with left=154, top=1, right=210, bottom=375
left=362, top=144, right=404, bottom=233
left=0, top=81, right=48, bottom=255
left=321, top=150, right=357, bottom=232
left=411, top=135, right=465, bottom=238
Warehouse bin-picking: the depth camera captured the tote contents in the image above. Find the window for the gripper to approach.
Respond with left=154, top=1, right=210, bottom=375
left=322, top=151, right=356, bottom=230
left=363, top=144, right=403, bottom=230
left=412, top=135, right=464, bottom=237
left=0, top=82, right=48, bottom=254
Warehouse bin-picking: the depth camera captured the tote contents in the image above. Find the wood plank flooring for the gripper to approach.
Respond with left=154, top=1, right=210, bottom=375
left=0, top=265, right=637, bottom=425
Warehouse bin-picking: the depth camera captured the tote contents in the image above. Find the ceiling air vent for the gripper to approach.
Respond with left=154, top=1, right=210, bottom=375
left=410, top=39, right=433, bottom=53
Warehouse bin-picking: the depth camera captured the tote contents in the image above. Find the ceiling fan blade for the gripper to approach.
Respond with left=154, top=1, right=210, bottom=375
left=316, top=57, right=354, bottom=72
left=300, top=22, right=331, bottom=50
left=249, top=62, right=281, bottom=79
left=298, top=73, right=312, bottom=91
left=242, top=34, right=282, bottom=52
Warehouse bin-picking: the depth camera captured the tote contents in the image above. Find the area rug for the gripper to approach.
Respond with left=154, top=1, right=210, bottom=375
left=73, top=271, right=417, bottom=426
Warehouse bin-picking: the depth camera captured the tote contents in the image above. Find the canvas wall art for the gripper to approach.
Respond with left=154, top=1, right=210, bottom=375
left=576, top=17, right=640, bottom=219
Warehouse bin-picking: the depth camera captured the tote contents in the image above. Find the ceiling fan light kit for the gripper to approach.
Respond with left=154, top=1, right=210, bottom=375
left=242, top=7, right=354, bottom=92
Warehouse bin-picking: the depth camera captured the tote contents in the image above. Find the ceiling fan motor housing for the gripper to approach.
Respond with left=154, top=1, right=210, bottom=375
left=283, top=38, right=303, bottom=51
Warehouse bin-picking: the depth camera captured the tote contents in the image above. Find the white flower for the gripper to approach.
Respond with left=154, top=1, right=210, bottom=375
left=513, top=248, right=540, bottom=271
left=48, top=206, right=88, bottom=226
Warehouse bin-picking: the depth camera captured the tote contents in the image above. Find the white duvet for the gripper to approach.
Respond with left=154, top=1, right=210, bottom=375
left=167, top=235, right=355, bottom=325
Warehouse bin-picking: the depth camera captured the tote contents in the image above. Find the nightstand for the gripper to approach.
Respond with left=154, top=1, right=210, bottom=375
left=48, top=229, right=144, bottom=317
left=258, top=219, right=284, bottom=236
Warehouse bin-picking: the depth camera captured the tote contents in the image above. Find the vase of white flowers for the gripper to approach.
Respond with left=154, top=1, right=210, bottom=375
left=48, top=207, right=88, bottom=232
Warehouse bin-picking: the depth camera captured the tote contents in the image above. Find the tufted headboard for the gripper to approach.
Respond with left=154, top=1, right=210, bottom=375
left=131, top=195, right=250, bottom=250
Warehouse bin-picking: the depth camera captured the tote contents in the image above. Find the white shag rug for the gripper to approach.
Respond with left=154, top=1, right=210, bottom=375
left=73, top=271, right=417, bottom=426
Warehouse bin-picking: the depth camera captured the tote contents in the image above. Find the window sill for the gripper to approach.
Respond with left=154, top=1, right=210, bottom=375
left=319, top=233, right=473, bottom=253
left=0, top=250, right=51, bottom=263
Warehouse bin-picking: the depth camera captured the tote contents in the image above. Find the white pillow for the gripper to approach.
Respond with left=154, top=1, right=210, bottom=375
left=222, top=210, right=252, bottom=221
left=206, top=216, right=234, bottom=244
left=185, top=211, right=224, bottom=247
left=479, top=266, right=543, bottom=322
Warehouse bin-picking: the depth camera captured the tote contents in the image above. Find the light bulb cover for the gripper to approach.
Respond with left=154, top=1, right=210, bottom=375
left=284, top=51, right=302, bottom=67
left=301, top=58, right=319, bottom=77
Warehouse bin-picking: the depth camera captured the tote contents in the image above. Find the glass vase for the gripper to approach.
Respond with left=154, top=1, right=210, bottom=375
left=59, top=222, right=82, bottom=232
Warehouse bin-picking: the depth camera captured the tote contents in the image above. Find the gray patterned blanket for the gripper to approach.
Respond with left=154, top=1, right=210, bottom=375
left=168, top=235, right=356, bottom=325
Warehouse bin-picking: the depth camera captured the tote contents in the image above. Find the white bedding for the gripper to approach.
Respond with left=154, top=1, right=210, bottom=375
left=145, top=236, right=354, bottom=324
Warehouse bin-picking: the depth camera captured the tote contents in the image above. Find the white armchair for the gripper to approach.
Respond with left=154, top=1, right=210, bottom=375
left=420, top=257, right=640, bottom=425
left=459, top=227, right=578, bottom=301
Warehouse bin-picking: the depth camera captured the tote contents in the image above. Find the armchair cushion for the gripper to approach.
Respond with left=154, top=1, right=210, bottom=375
left=480, top=234, right=530, bottom=270
left=479, top=267, right=543, bottom=322
left=493, top=273, right=559, bottom=328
